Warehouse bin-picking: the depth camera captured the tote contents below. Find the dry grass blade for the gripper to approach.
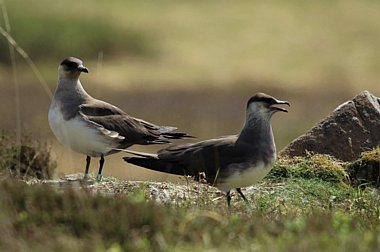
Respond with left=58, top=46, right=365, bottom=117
left=1, top=0, right=21, bottom=172
left=0, top=25, right=52, bottom=99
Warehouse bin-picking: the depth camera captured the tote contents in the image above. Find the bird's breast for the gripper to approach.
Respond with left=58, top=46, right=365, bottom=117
left=48, top=103, right=116, bottom=157
left=216, top=158, right=275, bottom=192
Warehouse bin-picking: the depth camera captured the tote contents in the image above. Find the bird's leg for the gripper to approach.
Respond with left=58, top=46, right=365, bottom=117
left=226, top=191, right=232, bottom=207
left=96, top=155, right=105, bottom=182
left=84, top=156, right=91, bottom=179
left=236, top=188, right=250, bottom=208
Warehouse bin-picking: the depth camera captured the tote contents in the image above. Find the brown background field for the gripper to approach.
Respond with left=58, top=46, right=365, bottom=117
left=1, top=0, right=379, bottom=180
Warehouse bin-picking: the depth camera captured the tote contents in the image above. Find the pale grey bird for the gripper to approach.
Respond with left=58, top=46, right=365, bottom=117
left=124, top=93, right=289, bottom=206
left=48, top=57, right=192, bottom=181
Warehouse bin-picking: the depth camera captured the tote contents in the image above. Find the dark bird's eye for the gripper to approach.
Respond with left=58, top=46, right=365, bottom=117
left=60, top=58, right=81, bottom=71
left=63, top=62, right=78, bottom=70
left=66, top=62, right=78, bottom=69
left=67, top=62, right=77, bottom=68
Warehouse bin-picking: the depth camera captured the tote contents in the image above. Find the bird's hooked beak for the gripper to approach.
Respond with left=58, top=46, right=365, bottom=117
left=77, top=65, right=89, bottom=73
left=270, top=99, right=290, bottom=113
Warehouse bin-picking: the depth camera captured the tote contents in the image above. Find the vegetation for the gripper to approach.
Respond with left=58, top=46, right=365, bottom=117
left=0, top=134, right=56, bottom=179
left=0, top=142, right=379, bottom=251
left=270, top=153, right=348, bottom=184
left=0, top=1, right=379, bottom=250
left=346, top=148, right=380, bottom=186
left=0, top=176, right=378, bottom=251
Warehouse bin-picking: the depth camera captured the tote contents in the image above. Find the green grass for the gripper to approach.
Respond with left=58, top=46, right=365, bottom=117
left=0, top=137, right=379, bottom=251
left=0, top=176, right=378, bottom=251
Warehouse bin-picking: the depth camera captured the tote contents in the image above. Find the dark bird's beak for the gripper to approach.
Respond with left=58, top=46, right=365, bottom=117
left=270, top=100, right=290, bottom=113
left=77, top=66, right=89, bottom=73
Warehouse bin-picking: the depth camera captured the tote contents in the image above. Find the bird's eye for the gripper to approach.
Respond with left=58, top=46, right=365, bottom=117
left=63, top=62, right=78, bottom=71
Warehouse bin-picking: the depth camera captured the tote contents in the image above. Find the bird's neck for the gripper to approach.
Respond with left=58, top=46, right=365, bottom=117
left=55, top=78, right=91, bottom=100
left=51, top=78, right=93, bottom=120
left=236, top=113, right=276, bottom=153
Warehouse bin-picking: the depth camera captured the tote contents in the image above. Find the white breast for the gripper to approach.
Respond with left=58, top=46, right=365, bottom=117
left=217, top=159, right=275, bottom=192
left=48, top=104, right=117, bottom=157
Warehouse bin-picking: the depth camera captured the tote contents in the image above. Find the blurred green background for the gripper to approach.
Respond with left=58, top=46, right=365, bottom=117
left=1, top=0, right=379, bottom=179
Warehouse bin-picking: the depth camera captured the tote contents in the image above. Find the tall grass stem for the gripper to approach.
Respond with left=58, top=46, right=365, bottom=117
left=0, top=25, right=52, bottom=99
left=1, top=0, right=21, bottom=172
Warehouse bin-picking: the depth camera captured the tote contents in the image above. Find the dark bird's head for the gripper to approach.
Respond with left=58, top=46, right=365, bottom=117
left=58, top=57, right=89, bottom=80
left=246, top=93, right=290, bottom=120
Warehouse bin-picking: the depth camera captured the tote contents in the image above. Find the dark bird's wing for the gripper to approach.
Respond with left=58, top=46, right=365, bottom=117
left=124, top=135, right=244, bottom=184
left=80, top=99, right=127, bottom=116
left=79, top=99, right=192, bottom=148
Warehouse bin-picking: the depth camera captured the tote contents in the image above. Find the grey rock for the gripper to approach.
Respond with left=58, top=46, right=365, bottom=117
left=280, top=90, right=380, bottom=161
left=149, top=186, right=170, bottom=204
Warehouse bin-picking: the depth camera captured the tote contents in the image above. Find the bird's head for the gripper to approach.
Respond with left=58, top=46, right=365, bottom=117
left=246, top=93, right=290, bottom=120
left=58, top=57, right=89, bottom=80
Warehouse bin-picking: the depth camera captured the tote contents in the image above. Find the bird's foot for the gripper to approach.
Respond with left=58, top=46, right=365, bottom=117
left=95, top=174, right=103, bottom=182
left=83, top=173, right=89, bottom=180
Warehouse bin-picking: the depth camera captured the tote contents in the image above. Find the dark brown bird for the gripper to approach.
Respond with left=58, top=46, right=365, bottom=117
left=124, top=93, right=289, bottom=206
left=48, top=57, right=192, bottom=181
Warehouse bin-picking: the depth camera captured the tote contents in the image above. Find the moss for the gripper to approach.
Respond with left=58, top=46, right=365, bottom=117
left=360, top=147, right=380, bottom=163
left=269, top=153, right=349, bottom=184
left=273, top=148, right=380, bottom=187
left=346, top=147, right=380, bottom=187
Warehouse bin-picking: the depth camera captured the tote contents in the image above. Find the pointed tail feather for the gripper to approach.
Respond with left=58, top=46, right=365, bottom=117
left=161, top=131, right=195, bottom=139
left=113, top=149, right=158, bottom=158
left=123, top=156, right=185, bottom=176
left=159, top=126, right=195, bottom=139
